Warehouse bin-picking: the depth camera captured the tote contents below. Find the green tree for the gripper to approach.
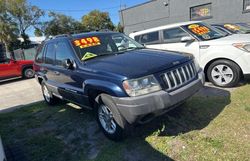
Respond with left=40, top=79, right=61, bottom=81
left=34, top=28, right=43, bottom=37
left=45, top=12, right=86, bottom=36
left=34, top=21, right=48, bottom=37
left=82, top=10, right=115, bottom=31
left=116, top=22, right=124, bottom=33
left=6, top=0, right=44, bottom=47
left=0, top=0, right=19, bottom=53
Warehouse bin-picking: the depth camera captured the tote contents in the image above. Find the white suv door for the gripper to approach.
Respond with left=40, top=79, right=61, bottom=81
left=159, top=27, right=201, bottom=61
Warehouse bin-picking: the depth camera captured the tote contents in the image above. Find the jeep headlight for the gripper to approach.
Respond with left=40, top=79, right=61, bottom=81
left=233, top=43, right=250, bottom=52
left=123, top=75, right=161, bottom=97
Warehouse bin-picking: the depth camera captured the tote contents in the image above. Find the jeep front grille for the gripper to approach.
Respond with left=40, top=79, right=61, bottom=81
left=162, top=62, right=197, bottom=91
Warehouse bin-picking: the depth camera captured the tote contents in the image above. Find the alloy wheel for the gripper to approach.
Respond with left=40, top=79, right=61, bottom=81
left=42, top=84, right=51, bottom=102
left=211, top=64, right=234, bottom=86
left=98, top=104, right=117, bottom=134
left=25, top=69, right=34, bottom=78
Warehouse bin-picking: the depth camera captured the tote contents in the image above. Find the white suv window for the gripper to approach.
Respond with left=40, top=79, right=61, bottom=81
left=163, top=27, right=189, bottom=43
left=135, top=31, right=159, bottom=45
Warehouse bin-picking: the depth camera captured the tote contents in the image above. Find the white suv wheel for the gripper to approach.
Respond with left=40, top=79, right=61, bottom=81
left=211, top=64, right=234, bottom=86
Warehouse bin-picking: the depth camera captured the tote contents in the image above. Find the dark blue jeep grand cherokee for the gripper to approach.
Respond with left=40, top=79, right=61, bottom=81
left=34, top=32, right=205, bottom=141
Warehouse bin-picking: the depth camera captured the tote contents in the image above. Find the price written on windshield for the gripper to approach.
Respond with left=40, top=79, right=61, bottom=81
left=188, top=24, right=210, bottom=35
left=73, top=37, right=101, bottom=48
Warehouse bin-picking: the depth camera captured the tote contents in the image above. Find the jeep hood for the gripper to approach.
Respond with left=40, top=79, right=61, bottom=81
left=83, top=49, right=191, bottom=79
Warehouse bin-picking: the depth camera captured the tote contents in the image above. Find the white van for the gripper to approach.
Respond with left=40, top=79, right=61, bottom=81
left=129, top=21, right=250, bottom=87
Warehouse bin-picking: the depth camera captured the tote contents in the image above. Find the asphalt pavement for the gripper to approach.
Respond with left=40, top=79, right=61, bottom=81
left=0, top=78, right=43, bottom=113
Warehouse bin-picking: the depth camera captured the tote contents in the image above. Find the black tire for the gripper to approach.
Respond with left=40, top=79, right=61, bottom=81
left=94, top=94, right=128, bottom=141
left=41, top=81, right=59, bottom=105
left=22, top=68, right=35, bottom=79
left=207, top=59, right=241, bottom=87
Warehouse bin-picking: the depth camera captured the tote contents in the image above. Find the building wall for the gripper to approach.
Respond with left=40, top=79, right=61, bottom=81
left=120, top=0, right=250, bottom=34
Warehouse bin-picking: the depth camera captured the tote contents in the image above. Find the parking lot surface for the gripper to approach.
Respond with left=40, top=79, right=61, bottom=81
left=0, top=78, right=43, bottom=113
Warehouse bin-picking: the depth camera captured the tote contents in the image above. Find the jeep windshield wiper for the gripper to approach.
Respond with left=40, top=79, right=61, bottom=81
left=120, top=46, right=145, bottom=51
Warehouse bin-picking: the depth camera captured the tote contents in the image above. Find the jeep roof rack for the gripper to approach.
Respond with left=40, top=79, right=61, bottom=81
left=93, top=29, right=113, bottom=32
left=42, top=34, right=72, bottom=43
left=53, top=34, right=72, bottom=39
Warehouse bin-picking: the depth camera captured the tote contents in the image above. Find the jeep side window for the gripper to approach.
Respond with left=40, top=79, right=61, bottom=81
left=35, top=44, right=44, bottom=63
left=45, top=43, right=56, bottom=65
left=55, top=41, right=73, bottom=66
left=163, top=27, right=189, bottom=43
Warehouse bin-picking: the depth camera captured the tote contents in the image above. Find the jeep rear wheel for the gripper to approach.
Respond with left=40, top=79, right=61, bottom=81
left=95, top=94, right=128, bottom=141
left=23, top=68, right=35, bottom=79
left=41, top=81, right=59, bottom=105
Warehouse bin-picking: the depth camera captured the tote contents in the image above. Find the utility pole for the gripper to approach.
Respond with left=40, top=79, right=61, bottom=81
left=120, top=0, right=125, bottom=27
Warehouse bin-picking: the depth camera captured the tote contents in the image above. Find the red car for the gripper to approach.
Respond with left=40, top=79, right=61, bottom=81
left=0, top=58, right=35, bottom=81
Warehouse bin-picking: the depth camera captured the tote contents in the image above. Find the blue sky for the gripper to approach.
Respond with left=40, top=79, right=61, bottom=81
left=27, top=0, right=148, bottom=36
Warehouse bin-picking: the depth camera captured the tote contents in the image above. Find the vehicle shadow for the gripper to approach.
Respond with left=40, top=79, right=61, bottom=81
left=0, top=77, right=30, bottom=85
left=131, top=85, right=231, bottom=140
left=116, top=86, right=231, bottom=160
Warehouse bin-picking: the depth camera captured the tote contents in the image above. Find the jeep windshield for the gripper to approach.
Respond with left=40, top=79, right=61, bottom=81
left=182, top=22, right=225, bottom=41
left=72, top=33, right=144, bottom=61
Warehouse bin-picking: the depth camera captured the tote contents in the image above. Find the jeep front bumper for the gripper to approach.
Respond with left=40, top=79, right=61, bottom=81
left=112, top=71, right=205, bottom=124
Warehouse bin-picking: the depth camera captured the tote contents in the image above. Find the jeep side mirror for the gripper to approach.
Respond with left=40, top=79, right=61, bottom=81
left=181, top=36, right=195, bottom=43
left=63, top=59, right=74, bottom=70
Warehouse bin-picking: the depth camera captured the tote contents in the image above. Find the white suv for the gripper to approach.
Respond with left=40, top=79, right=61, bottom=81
left=130, top=21, right=250, bottom=87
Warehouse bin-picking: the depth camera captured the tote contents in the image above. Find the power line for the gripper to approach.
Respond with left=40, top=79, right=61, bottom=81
left=41, top=6, right=121, bottom=12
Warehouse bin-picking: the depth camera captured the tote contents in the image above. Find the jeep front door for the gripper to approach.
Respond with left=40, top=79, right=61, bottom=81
left=53, top=41, right=89, bottom=107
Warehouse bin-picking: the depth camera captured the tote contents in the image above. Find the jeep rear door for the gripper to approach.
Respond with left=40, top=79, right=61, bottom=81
left=43, top=42, right=58, bottom=94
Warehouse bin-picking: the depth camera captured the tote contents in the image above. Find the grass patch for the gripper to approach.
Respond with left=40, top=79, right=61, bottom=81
left=0, top=85, right=249, bottom=161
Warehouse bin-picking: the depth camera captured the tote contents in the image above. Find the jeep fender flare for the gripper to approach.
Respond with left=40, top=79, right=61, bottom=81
left=83, top=79, right=126, bottom=97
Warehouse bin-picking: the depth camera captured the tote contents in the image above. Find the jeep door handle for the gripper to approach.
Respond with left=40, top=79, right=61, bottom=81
left=54, top=71, right=60, bottom=75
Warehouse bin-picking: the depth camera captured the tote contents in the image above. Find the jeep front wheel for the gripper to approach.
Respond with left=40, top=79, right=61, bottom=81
left=95, top=94, right=127, bottom=141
